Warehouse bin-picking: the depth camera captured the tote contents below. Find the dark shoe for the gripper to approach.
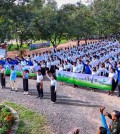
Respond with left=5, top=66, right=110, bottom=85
left=11, top=89, right=14, bottom=91
left=40, top=96, right=44, bottom=99
left=36, top=96, right=40, bottom=98
left=118, top=94, right=120, bottom=97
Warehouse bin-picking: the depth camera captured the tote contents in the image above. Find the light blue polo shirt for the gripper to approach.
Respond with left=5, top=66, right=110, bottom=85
left=10, top=70, right=17, bottom=81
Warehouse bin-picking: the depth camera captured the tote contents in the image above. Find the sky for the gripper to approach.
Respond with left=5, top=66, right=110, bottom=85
left=56, top=0, right=91, bottom=8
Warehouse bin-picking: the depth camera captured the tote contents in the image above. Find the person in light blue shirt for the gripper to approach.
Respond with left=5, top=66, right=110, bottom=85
left=10, top=66, right=17, bottom=91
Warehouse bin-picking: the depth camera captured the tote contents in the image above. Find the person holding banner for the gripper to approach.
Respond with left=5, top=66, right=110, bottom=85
left=108, top=68, right=117, bottom=96
left=0, top=65, right=6, bottom=89
left=72, top=62, right=79, bottom=88
left=46, top=71, right=57, bottom=103
left=82, top=60, right=92, bottom=74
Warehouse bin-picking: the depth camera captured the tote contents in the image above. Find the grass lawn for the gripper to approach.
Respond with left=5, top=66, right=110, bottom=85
left=7, top=39, right=69, bottom=51
left=4, top=102, right=51, bottom=134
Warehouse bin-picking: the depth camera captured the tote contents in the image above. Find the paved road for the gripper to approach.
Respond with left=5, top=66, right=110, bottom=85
left=0, top=77, right=120, bottom=134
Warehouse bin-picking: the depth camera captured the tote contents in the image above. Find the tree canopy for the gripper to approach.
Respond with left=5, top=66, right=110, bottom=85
left=0, top=0, right=119, bottom=47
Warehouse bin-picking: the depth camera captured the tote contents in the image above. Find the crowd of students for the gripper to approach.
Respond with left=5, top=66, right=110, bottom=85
left=0, top=39, right=120, bottom=102
left=0, top=39, right=120, bottom=133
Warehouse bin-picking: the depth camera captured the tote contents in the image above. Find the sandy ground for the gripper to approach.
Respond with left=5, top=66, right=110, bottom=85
left=0, top=77, right=119, bottom=134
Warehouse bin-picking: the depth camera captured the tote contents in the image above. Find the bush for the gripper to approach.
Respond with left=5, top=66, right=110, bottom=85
left=0, top=105, right=15, bottom=134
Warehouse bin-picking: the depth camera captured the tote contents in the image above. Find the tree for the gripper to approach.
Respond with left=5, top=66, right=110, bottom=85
left=33, top=4, right=68, bottom=46
left=91, top=0, right=120, bottom=38
left=66, top=4, right=95, bottom=45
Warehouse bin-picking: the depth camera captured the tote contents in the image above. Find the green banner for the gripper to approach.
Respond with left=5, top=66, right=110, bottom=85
left=56, top=70, right=112, bottom=91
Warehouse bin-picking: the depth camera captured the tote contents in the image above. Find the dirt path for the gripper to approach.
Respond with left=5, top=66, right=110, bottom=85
left=0, top=77, right=119, bottom=134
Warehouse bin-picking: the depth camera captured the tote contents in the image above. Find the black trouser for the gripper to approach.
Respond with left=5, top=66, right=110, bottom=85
left=37, top=83, right=43, bottom=98
left=0, top=73, right=5, bottom=88
left=23, top=79, right=28, bottom=91
left=51, top=86, right=56, bottom=102
left=41, top=68, right=45, bottom=76
left=50, top=66, right=55, bottom=74
left=111, top=79, right=117, bottom=92
left=118, top=83, right=120, bottom=95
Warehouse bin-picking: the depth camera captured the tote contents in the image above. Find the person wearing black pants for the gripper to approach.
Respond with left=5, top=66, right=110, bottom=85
left=22, top=69, right=29, bottom=95
left=46, top=72, right=57, bottom=103
left=72, top=62, right=78, bottom=88
left=0, top=65, right=6, bottom=89
left=36, top=70, right=43, bottom=99
left=108, top=68, right=117, bottom=96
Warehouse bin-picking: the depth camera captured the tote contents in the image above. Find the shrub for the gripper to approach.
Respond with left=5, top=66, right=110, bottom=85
left=0, top=105, right=15, bottom=134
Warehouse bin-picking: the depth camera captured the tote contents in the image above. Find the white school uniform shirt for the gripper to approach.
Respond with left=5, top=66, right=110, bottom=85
left=41, top=64, right=45, bottom=68
left=63, top=64, right=67, bottom=70
left=92, top=71, right=98, bottom=76
left=73, top=66, right=78, bottom=73
left=46, top=74, right=57, bottom=90
left=77, top=64, right=84, bottom=72
left=51, top=61, right=55, bottom=66
left=109, top=73, right=117, bottom=82
left=59, top=66, right=63, bottom=71
left=37, top=74, right=43, bottom=83
left=46, top=62, right=51, bottom=69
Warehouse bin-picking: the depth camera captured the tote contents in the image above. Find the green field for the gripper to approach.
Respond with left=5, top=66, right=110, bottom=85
left=57, top=76, right=111, bottom=91
left=7, top=39, right=68, bottom=51
left=4, top=102, right=51, bottom=134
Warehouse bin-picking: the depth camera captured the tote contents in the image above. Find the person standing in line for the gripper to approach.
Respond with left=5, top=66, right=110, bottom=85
left=107, top=68, right=117, bottom=96
left=10, top=66, right=17, bottom=91
left=46, top=71, right=57, bottom=103
left=0, top=65, right=6, bottom=89
left=46, top=59, right=51, bottom=72
left=22, top=69, right=29, bottom=95
left=116, top=61, right=120, bottom=97
left=19, top=64, right=29, bottom=95
left=57, top=63, right=64, bottom=85
left=82, top=60, right=92, bottom=74
left=40, top=61, right=46, bottom=76
left=72, top=62, right=79, bottom=88
left=36, top=69, right=43, bottom=99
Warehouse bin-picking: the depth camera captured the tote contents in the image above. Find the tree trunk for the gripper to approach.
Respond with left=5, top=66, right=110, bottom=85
left=85, top=38, right=87, bottom=45
left=20, top=37, right=23, bottom=48
left=77, top=37, right=80, bottom=45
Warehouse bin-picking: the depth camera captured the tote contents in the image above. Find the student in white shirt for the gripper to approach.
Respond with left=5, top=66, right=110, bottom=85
left=72, top=62, right=78, bottom=87
left=108, top=68, right=117, bottom=96
left=46, top=71, right=57, bottom=103
left=77, top=60, right=84, bottom=73
left=58, top=63, right=64, bottom=85
left=41, top=61, right=46, bottom=76
left=63, top=61, right=68, bottom=71
left=36, top=70, right=43, bottom=99
left=46, top=59, right=51, bottom=71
